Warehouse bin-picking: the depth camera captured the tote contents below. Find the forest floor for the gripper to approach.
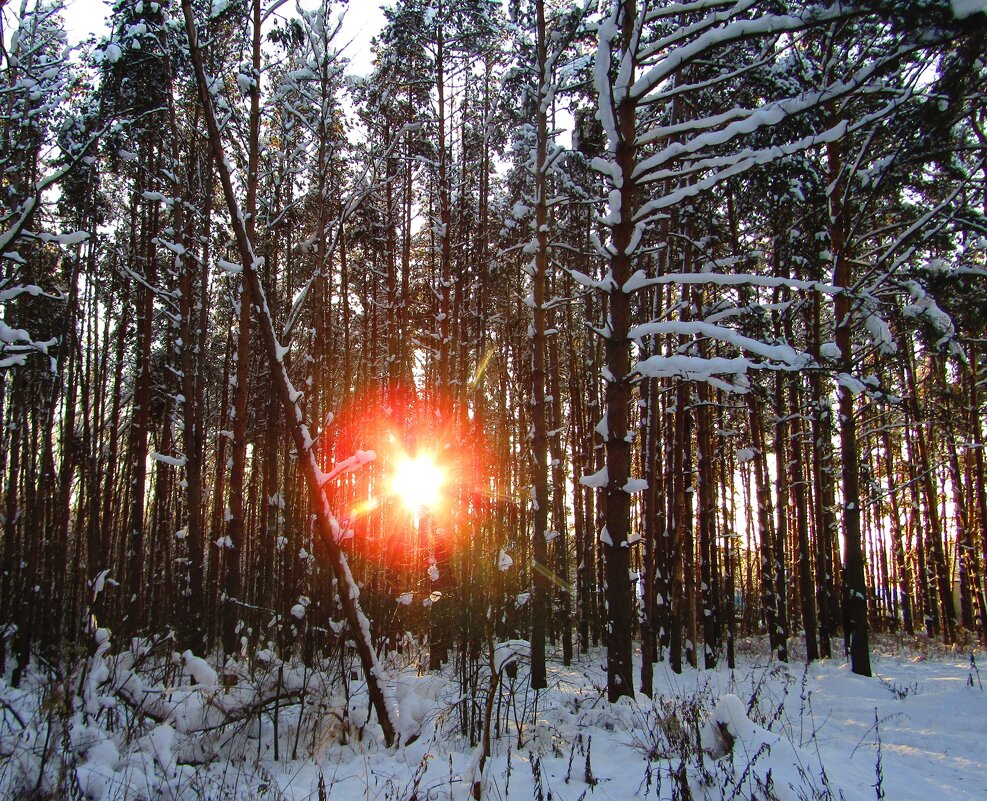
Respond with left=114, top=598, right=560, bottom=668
left=2, top=633, right=985, bottom=800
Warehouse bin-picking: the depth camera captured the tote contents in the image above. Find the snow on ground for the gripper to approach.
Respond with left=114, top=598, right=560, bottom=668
left=1, top=636, right=985, bottom=800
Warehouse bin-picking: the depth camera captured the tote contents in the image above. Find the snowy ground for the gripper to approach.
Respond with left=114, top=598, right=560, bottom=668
left=2, top=635, right=985, bottom=800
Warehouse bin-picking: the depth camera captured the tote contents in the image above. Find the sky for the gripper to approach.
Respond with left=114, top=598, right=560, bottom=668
left=61, top=0, right=387, bottom=76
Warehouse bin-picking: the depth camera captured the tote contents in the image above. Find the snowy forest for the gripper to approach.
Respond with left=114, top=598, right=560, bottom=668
left=2, top=0, right=987, bottom=798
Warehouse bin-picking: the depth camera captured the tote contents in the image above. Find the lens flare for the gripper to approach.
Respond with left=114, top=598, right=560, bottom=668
left=390, top=452, right=446, bottom=513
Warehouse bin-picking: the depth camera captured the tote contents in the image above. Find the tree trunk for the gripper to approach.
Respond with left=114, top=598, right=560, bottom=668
left=828, top=134, right=870, bottom=676
left=528, top=0, right=551, bottom=691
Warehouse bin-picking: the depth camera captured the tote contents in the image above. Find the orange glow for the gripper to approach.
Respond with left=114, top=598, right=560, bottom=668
left=324, top=382, right=496, bottom=570
left=349, top=497, right=379, bottom=521
left=390, top=452, right=446, bottom=513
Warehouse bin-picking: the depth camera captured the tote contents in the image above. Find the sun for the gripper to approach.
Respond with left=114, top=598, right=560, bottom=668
left=390, top=452, right=446, bottom=513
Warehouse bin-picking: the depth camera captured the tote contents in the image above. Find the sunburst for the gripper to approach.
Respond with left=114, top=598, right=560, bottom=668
left=389, top=452, right=446, bottom=513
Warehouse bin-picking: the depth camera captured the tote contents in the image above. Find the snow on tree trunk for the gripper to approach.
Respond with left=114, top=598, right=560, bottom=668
left=180, top=0, right=398, bottom=746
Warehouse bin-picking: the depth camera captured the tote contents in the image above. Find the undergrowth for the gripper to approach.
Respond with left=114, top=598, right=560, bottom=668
left=0, top=633, right=963, bottom=801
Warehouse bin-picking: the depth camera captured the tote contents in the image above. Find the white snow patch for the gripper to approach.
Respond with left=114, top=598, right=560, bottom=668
left=579, top=465, right=608, bottom=488
left=952, top=0, right=987, bottom=18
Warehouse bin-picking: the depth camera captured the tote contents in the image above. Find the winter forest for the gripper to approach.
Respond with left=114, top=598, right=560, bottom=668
left=2, top=0, right=987, bottom=798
